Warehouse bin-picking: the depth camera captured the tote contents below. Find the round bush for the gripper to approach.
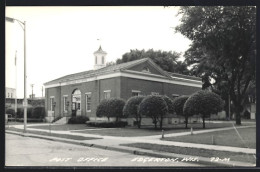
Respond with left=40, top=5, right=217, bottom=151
left=184, top=90, right=224, bottom=128
left=123, top=96, right=145, bottom=117
left=96, top=98, right=125, bottom=121
left=161, top=95, right=174, bottom=114
left=184, top=90, right=224, bottom=117
left=96, top=99, right=109, bottom=118
left=139, top=95, right=168, bottom=129
left=172, top=95, right=189, bottom=116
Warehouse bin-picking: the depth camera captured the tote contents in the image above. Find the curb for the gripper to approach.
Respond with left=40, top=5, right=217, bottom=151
left=6, top=130, right=255, bottom=167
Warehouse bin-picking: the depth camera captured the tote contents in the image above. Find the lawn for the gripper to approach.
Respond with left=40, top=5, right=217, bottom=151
left=28, top=124, right=90, bottom=131
left=120, top=142, right=256, bottom=164
left=162, top=127, right=256, bottom=149
left=6, top=127, right=102, bottom=141
left=71, top=122, right=254, bottom=137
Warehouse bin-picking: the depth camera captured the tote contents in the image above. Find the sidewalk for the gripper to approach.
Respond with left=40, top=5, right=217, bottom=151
left=5, top=123, right=256, bottom=167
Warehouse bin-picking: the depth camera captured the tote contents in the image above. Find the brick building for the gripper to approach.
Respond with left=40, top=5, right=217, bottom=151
left=44, top=46, right=202, bottom=122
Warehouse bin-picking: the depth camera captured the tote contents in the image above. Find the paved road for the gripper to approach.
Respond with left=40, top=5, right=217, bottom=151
left=5, top=134, right=201, bottom=167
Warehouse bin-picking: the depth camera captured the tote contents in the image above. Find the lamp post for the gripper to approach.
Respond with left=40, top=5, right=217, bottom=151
left=6, top=16, right=27, bottom=133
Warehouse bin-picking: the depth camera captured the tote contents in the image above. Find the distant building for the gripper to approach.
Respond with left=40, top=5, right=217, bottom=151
left=5, top=87, right=16, bottom=99
left=44, top=46, right=202, bottom=123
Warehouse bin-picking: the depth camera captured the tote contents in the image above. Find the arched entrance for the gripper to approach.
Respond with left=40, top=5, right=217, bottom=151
left=71, top=89, right=81, bottom=116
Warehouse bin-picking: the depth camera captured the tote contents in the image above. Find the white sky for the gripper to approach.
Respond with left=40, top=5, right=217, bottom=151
left=5, top=6, right=192, bottom=98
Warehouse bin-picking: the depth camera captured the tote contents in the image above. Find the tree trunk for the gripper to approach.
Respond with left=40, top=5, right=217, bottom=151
left=153, top=119, right=157, bottom=129
left=160, top=116, right=163, bottom=129
left=234, top=104, right=243, bottom=125
left=185, top=116, right=188, bottom=129
left=235, top=110, right=242, bottom=125
left=203, top=116, right=205, bottom=129
left=136, top=118, right=142, bottom=128
left=107, top=117, right=110, bottom=122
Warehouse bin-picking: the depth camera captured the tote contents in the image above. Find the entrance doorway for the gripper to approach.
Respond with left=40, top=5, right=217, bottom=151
left=72, top=89, right=81, bottom=116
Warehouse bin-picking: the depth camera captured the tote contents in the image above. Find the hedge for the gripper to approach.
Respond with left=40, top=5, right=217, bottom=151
left=7, top=106, right=45, bottom=120
left=68, top=116, right=90, bottom=124
left=86, top=121, right=128, bottom=128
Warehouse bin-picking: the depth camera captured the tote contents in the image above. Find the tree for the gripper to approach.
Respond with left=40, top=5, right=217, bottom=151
left=183, top=90, right=224, bottom=129
left=115, top=49, right=191, bottom=74
left=96, top=98, right=125, bottom=121
left=139, top=95, right=168, bottom=129
left=172, top=95, right=190, bottom=128
left=176, top=6, right=256, bottom=125
left=161, top=95, right=174, bottom=114
left=123, top=96, right=145, bottom=128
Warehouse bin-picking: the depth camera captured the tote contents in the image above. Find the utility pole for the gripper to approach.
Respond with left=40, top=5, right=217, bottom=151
left=31, top=84, right=34, bottom=99
left=42, top=86, right=44, bottom=98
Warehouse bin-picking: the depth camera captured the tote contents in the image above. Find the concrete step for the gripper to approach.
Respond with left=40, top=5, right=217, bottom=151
left=54, top=117, right=68, bottom=124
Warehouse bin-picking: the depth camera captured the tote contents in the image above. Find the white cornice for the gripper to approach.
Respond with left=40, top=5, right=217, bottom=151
left=45, top=71, right=202, bottom=88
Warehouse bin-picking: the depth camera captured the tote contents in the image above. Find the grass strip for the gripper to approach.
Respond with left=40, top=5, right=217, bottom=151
left=6, top=127, right=101, bottom=141
left=120, top=143, right=256, bottom=164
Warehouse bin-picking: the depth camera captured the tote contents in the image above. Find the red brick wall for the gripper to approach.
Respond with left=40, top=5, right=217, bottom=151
left=45, top=76, right=201, bottom=119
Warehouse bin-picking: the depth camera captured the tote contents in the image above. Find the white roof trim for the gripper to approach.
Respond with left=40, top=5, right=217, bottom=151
left=45, top=71, right=202, bottom=88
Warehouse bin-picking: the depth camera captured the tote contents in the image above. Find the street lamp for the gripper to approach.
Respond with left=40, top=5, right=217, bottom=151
left=6, top=16, right=27, bottom=133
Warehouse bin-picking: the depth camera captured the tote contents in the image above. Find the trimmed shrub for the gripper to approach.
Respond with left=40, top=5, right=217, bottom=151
left=32, top=106, right=45, bottom=119
left=96, top=98, right=125, bottom=121
left=123, top=96, right=145, bottom=128
left=96, top=99, right=109, bottom=118
left=172, top=95, right=190, bottom=128
left=86, top=121, right=128, bottom=128
left=139, top=95, right=168, bottom=129
left=161, top=95, right=174, bottom=114
left=68, top=116, right=89, bottom=124
left=16, top=107, right=33, bottom=118
left=184, top=90, right=224, bottom=129
left=6, top=108, right=15, bottom=117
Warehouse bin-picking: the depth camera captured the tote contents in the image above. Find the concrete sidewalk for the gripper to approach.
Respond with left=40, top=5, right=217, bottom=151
left=5, top=123, right=256, bottom=166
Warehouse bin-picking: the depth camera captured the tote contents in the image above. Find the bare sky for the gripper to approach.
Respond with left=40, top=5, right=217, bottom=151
left=5, top=6, right=192, bottom=98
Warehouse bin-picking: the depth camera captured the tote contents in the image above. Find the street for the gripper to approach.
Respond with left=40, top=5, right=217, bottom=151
left=5, top=133, right=201, bottom=167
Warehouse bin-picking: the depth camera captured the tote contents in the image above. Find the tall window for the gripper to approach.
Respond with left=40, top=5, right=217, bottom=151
left=11, top=93, right=13, bottom=98
left=95, top=56, right=97, bottom=64
left=132, top=90, right=141, bottom=96
left=102, top=56, right=104, bottom=64
left=50, top=97, right=54, bottom=111
left=63, top=96, right=68, bottom=112
left=104, top=90, right=111, bottom=99
left=86, top=93, right=92, bottom=112
left=8, top=93, right=9, bottom=98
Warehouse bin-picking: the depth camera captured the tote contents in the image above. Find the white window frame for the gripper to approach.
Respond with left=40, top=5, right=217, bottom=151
left=85, top=92, right=92, bottom=112
left=104, top=90, right=111, bottom=99
left=63, top=95, right=68, bottom=112
left=151, top=92, right=159, bottom=95
left=132, top=90, right=141, bottom=96
left=50, top=96, right=55, bottom=111
left=142, top=67, right=150, bottom=73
